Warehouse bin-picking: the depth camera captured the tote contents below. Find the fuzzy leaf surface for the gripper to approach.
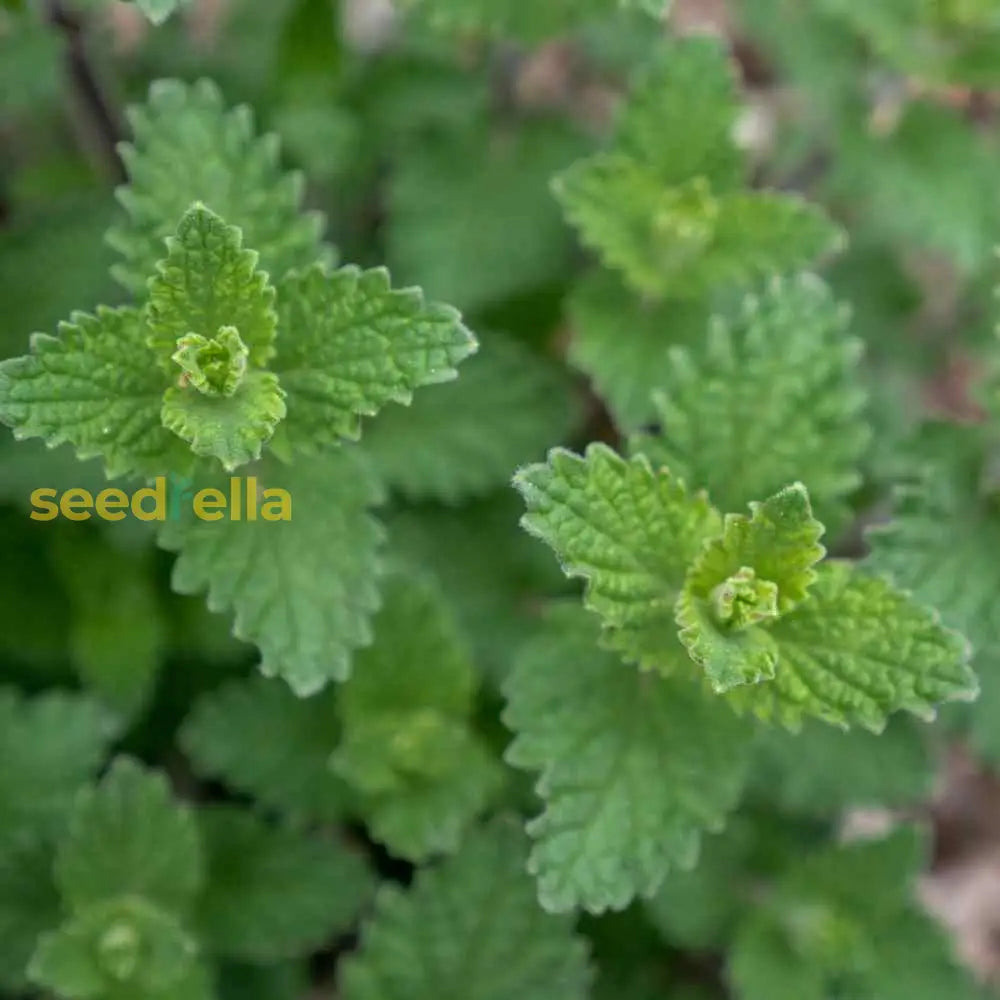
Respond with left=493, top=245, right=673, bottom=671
left=181, top=675, right=350, bottom=822
left=340, top=819, right=592, bottom=1000
left=514, top=444, right=721, bottom=672
left=109, top=78, right=330, bottom=295
left=676, top=484, right=825, bottom=691
left=160, top=449, right=384, bottom=694
left=503, top=606, right=751, bottom=913
left=632, top=275, right=870, bottom=530
left=274, top=265, right=476, bottom=451
left=363, top=332, right=581, bottom=502
left=55, top=757, right=203, bottom=915
left=727, top=561, right=976, bottom=731
left=0, top=307, right=184, bottom=479
left=332, top=574, right=502, bottom=861
left=196, top=806, right=374, bottom=961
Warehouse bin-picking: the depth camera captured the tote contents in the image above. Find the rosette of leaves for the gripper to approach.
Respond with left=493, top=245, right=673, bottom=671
left=0, top=79, right=476, bottom=695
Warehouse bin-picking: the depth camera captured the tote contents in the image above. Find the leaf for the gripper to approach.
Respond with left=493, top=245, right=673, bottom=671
left=386, top=122, right=585, bottom=312
left=503, top=605, right=752, bottom=913
left=0, top=688, right=115, bottom=842
left=180, top=675, right=350, bottom=822
left=332, top=574, right=503, bottom=861
left=614, top=35, right=743, bottom=190
left=109, top=78, right=332, bottom=295
left=748, top=715, right=933, bottom=814
left=0, top=838, right=62, bottom=992
left=339, top=819, right=593, bottom=1000
left=160, top=448, right=385, bottom=694
left=29, top=897, right=202, bottom=1000
left=273, top=265, right=476, bottom=452
left=55, top=757, right=204, bottom=915
left=146, top=203, right=278, bottom=371
left=631, top=274, right=870, bottom=531
left=727, top=561, right=977, bottom=732
left=513, top=443, right=722, bottom=673
left=728, top=828, right=987, bottom=1000
left=676, top=484, right=826, bottom=691
left=0, top=306, right=187, bottom=479
left=161, top=368, right=287, bottom=472
left=566, top=269, right=710, bottom=431
left=196, top=806, right=374, bottom=961
left=362, top=332, right=582, bottom=503
left=554, top=155, right=843, bottom=299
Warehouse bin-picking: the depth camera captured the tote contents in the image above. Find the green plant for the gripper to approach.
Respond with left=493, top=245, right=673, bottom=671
left=1, top=0, right=998, bottom=997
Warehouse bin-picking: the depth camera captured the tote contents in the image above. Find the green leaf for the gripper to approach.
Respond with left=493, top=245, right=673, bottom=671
left=55, top=757, right=203, bottom=915
left=727, top=561, right=977, bottom=732
left=160, top=449, right=385, bottom=694
left=0, top=839, right=62, bottom=992
left=613, top=36, right=743, bottom=190
left=52, top=532, right=165, bottom=718
left=0, top=688, right=115, bottom=842
left=554, top=155, right=843, bottom=299
left=513, top=444, right=722, bottom=673
left=273, top=265, right=476, bottom=452
left=676, top=484, right=825, bottom=691
left=332, top=574, right=503, bottom=861
left=29, top=897, right=201, bottom=1000
left=728, top=828, right=987, bottom=1000
left=0, top=306, right=186, bottom=479
left=161, top=368, right=286, bottom=472
left=109, top=78, right=332, bottom=295
left=631, top=274, right=870, bottom=531
left=180, top=675, right=350, bottom=823
left=196, top=806, right=374, bottom=961
left=386, top=122, right=585, bottom=313
left=362, top=332, right=582, bottom=503
left=503, top=605, right=751, bottom=913
left=749, top=715, right=933, bottom=815
left=146, top=203, right=278, bottom=371
left=566, top=270, right=709, bottom=431
left=340, top=819, right=593, bottom=1000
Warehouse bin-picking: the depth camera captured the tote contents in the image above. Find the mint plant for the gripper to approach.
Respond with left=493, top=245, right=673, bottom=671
left=1, top=0, right=999, bottom=997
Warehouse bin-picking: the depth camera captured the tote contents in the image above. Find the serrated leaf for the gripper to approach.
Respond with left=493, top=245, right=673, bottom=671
left=0, top=839, right=62, bottom=992
left=29, top=897, right=200, bottom=1000
left=55, top=757, right=203, bottom=915
left=0, top=306, right=187, bottom=479
left=273, top=264, right=476, bottom=452
left=749, top=715, right=933, bottom=815
left=727, top=561, right=977, bottom=732
left=0, top=688, right=115, bottom=842
left=631, top=274, right=870, bottom=531
left=162, top=368, right=286, bottom=472
left=109, top=78, right=331, bottom=295
left=146, top=203, right=278, bottom=371
left=340, top=819, right=592, bottom=1000
left=332, top=574, right=503, bottom=861
left=503, top=606, right=751, bottom=913
left=613, top=36, right=743, bottom=189
left=676, top=484, right=826, bottom=691
left=513, top=443, right=722, bottom=673
left=180, top=675, right=350, bottom=822
left=386, top=122, right=585, bottom=313
left=566, top=269, right=710, bottom=431
left=196, top=806, right=374, bottom=961
left=160, top=448, right=384, bottom=695
left=728, top=828, right=987, bottom=1000
left=554, top=155, right=843, bottom=299
left=362, top=332, right=582, bottom=502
